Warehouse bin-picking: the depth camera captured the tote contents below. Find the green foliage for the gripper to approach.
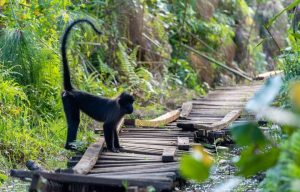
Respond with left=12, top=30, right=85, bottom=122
left=0, top=1, right=270, bottom=188
left=236, top=146, right=280, bottom=178
left=0, top=173, right=7, bottom=187
left=168, top=58, right=204, bottom=94
left=266, top=0, right=300, bottom=28
left=0, top=29, right=43, bottom=85
left=180, top=146, right=213, bottom=182
left=231, top=122, right=267, bottom=147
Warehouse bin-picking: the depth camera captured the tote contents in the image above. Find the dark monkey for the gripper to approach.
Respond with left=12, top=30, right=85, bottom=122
left=61, top=19, right=134, bottom=152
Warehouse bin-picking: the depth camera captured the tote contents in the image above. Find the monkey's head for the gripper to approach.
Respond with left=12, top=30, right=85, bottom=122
left=118, top=92, right=134, bottom=114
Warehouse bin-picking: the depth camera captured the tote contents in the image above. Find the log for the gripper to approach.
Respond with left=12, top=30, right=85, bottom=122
left=162, top=147, right=177, bottom=162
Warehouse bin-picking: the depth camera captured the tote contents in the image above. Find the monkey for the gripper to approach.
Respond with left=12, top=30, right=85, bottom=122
left=61, top=19, right=135, bottom=152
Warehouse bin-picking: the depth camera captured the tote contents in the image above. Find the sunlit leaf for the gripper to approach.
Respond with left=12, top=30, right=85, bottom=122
left=236, top=146, right=280, bottom=177
left=0, top=0, right=5, bottom=6
left=290, top=82, right=300, bottom=109
left=246, top=76, right=283, bottom=112
left=180, top=146, right=213, bottom=182
left=230, top=122, right=267, bottom=147
left=291, top=33, right=300, bottom=40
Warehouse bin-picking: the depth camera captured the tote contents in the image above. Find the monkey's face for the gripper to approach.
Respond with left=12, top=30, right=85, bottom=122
left=118, top=92, right=135, bottom=114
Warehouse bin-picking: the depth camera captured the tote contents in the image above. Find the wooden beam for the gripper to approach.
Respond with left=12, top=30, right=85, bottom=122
left=180, top=102, right=193, bottom=119
left=177, top=137, right=189, bottom=150
left=162, top=147, right=177, bottom=162
left=72, top=138, right=105, bottom=174
left=195, top=109, right=242, bottom=131
left=254, top=70, right=283, bottom=80
left=73, top=118, right=124, bottom=174
left=32, top=171, right=173, bottom=192
left=135, top=110, right=180, bottom=127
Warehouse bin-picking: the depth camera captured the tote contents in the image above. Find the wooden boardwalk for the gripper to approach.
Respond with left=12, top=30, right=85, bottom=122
left=11, top=82, right=262, bottom=192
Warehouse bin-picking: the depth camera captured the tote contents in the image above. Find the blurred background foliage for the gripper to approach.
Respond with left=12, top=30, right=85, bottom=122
left=179, top=1, right=300, bottom=191
left=0, top=0, right=295, bottom=189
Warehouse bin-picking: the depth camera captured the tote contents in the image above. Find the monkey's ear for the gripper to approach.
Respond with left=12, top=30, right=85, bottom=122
left=120, top=91, right=128, bottom=96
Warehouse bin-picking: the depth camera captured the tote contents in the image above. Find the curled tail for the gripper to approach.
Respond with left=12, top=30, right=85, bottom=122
left=61, top=19, right=102, bottom=91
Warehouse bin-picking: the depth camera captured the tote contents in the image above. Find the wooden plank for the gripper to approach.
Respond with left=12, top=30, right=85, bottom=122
left=177, top=137, right=189, bottom=150
left=35, top=171, right=172, bottom=192
left=93, top=163, right=158, bottom=168
left=89, top=166, right=179, bottom=176
left=254, top=70, right=283, bottom=80
left=102, top=152, right=160, bottom=158
left=73, top=119, right=124, bottom=174
left=180, top=102, right=193, bottom=119
left=90, top=162, right=178, bottom=173
left=72, top=138, right=105, bottom=174
left=135, top=110, right=180, bottom=127
left=195, top=109, right=242, bottom=131
left=93, top=172, right=177, bottom=180
left=162, top=147, right=177, bottom=162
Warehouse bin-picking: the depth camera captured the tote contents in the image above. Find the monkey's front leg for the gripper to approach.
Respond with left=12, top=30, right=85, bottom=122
left=103, top=122, right=119, bottom=153
left=114, top=129, right=123, bottom=151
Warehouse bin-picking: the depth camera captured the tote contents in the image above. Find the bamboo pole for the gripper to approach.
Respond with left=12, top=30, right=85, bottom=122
left=181, top=43, right=253, bottom=81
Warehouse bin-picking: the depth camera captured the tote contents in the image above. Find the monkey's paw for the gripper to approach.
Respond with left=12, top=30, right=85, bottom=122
left=107, top=147, right=120, bottom=153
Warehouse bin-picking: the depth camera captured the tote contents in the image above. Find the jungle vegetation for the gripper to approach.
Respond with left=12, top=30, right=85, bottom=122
left=0, top=0, right=299, bottom=191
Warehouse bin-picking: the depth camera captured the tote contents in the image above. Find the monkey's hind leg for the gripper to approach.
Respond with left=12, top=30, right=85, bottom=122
left=62, top=92, right=80, bottom=150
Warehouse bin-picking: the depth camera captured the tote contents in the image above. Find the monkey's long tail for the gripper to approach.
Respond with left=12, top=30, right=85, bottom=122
left=61, top=19, right=102, bottom=91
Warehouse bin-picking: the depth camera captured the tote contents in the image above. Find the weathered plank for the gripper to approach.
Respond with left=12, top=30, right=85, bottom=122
left=72, top=138, right=105, bottom=174
left=89, top=166, right=179, bottom=176
left=162, top=147, right=177, bottom=162
left=254, top=70, right=283, bottom=80
left=180, top=101, right=193, bottom=119
left=93, top=172, right=177, bottom=180
left=34, top=171, right=173, bottom=192
left=135, top=110, right=180, bottom=127
left=73, top=119, right=124, bottom=174
left=177, top=137, right=189, bottom=150
left=195, top=109, right=242, bottom=131
left=90, top=162, right=178, bottom=173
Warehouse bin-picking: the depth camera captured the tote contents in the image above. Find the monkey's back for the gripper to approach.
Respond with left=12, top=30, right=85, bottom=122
left=72, top=90, right=118, bottom=122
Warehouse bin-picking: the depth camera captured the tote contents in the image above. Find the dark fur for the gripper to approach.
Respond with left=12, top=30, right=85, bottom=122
left=61, top=19, right=134, bottom=152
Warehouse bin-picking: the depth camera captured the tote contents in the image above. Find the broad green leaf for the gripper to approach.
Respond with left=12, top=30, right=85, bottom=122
left=236, top=146, right=280, bottom=177
left=291, top=33, right=300, bottom=40
left=230, top=122, right=267, bottom=147
left=179, top=146, right=213, bottom=182
left=246, top=76, right=282, bottom=112
left=266, top=0, right=300, bottom=28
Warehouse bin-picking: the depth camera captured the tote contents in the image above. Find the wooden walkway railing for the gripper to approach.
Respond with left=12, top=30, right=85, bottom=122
left=11, top=82, right=262, bottom=192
